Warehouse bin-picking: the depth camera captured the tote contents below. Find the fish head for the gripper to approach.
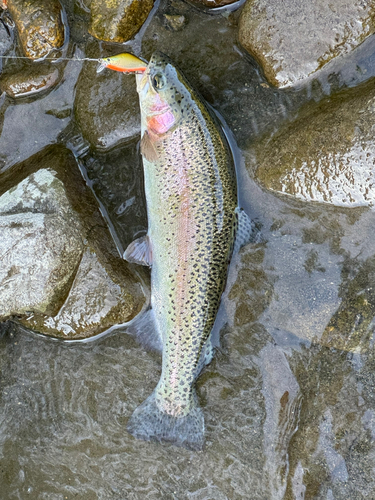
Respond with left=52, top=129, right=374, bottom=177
left=136, top=52, right=190, bottom=136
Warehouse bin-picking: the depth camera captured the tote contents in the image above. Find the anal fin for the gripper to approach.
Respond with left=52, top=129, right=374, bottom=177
left=234, top=207, right=262, bottom=253
left=124, top=235, right=152, bottom=267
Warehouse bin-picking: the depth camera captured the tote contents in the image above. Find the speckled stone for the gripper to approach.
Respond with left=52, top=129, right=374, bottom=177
left=239, top=0, right=375, bottom=88
left=89, top=0, right=154, bottom=43
left=6, top=0, right=65, bottom=59
left=252, top=78, right=375, bottom=207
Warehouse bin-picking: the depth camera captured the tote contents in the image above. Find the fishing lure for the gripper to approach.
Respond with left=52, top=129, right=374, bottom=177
left=97, top=53, right=148, bottom=73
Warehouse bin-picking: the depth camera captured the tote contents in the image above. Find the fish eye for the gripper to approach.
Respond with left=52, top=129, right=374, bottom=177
left=152, top=73, right=166, bottom=90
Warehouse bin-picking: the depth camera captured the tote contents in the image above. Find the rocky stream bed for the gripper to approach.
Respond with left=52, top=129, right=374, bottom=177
left=1, top=0, right=375, bottom=498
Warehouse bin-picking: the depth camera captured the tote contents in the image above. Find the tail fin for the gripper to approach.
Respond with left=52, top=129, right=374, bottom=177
left=127, top=391, right=205, bottom=451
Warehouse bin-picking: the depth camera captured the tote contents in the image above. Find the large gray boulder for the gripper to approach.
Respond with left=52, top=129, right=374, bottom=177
left=252, top=78, right=375, bottom=207
left=0, top=146, right=148, bottom=339
left=0, top=169, right=84, bottom=318
left=239, top=0, right=375, bottom=88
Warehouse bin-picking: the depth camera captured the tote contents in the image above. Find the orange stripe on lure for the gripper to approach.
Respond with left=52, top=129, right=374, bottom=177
left=97, top=53, right=148, bottom=74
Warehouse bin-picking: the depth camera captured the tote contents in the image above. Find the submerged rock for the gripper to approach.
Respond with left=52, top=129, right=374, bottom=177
left=0, top=64, right=60, bottom=98
left=0, top=17, right=13, bottom=56
left=0, top=146, right=148, bottom=339
left=74, top=61, right=140, bottom=151
left=239, top=0, right=375, bottom=88
left=188, top=0, right=240, bottom=7
left=320, top=255, right=375, bottom=353
left=88, top=0, right=154, bottom=43
left=253, top=78, right=375, bottom=207
left=164, top=14, right=187, bottom=32
left=0, top=55, right=81, bottom=173
left=6, top=0, right=65, bottom=59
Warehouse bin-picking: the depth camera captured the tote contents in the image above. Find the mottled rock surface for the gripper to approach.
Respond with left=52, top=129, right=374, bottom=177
left=320, top=254, right=375, bottom=353
left=188, top=0, right=240, bottom=7
left=74, top=62, right=140, bottom=151
left=88, top=0, right=154, bottom=43
left=6, top=0, right=65, bottom=59
left=21, top=246, right=146, bottom=339
left=0, top=65, right=61, bottom=98
left=0, top=169, right=83, bottom=318
left=164, top=14, right=187, bottom=32
left=253, top=78, right=375, bottom=207
left=239, top=0, right=375, bottom=88
left=0, top=146, right=148, bottom=339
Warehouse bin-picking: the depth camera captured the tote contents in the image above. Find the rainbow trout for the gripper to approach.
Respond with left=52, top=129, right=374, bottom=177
left=121, top=52, right=254, bottom=450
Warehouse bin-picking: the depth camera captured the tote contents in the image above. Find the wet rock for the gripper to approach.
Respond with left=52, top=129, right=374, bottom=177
left=77, top=142, right=147, bottom=255
left=164, top=14, right=187, bottom=32
left=0, top=55, right=81, bottom=173
left=239, top=0, right=375, bottom=88
left=0, top=146, right=148, bottom=339
left=88, top=0, right=154, bottom=43
left=6, top=0, right=65, bottom=60
left=320, top=255, right=375, bottom=353
left=21, top=246, right=146, bottom=339
left=0, top=64, right=60, bottom=98
left=74, top=61, right=140, bottom=151
left=260, top=344, right=302, bottom=499
left=253, top=78, right=375, bottom=207
left=285, top=344, right=375, bottom=499
left=188, top=0, right=240, bottom=7
left=0, top=169, right=84, bottom=318
left=0, top=16, right=13, bottom=55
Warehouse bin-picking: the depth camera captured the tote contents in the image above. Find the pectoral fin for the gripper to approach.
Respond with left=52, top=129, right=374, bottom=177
left=124, top=235, right=152, bottom=267
left=140, top=131, right=158, bottom=163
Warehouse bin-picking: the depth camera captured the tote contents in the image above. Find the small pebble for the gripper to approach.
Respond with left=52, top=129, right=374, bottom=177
left=164, top=14, right=187, bottom=31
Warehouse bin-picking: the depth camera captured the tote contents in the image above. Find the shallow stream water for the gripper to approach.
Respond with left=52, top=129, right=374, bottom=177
left=2, top=0, right=375, bottom=498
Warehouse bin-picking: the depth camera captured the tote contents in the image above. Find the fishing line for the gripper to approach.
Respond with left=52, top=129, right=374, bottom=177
left=0, top=55, right=147, bottom=73
left=0, top=55, right=100, bottom=61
